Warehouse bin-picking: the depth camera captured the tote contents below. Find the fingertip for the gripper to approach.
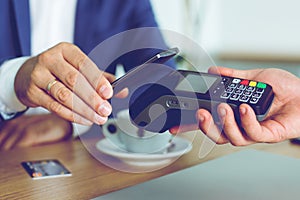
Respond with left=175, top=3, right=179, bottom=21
left=169, top=124, right=199, bottom=134
left=208, top=66, right=223, bottom=74
left=98, top=101, right=112, bottom=117
left=169, top=127, right=178, bottom=134
left=99, top=84, right=113, bottom=99
left=218, top=107, right=227, bottom=118
left=239, top=104, right=255, bottom=119
left=239, top=104, right=263, bottom=141
left=217, top=103, right=231, bottom=119
left=114, top=88, right=129, bottom=99
left=196, top=109, right=213, bottom=134
left=197, top=112, right=205, bottom=123
left=239, top=105, right=247, bottom=116
left=196, top=109, right=209, bottom=122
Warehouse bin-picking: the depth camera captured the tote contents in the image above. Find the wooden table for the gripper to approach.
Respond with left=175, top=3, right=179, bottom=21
left=1, top=125, right=300, bottom=200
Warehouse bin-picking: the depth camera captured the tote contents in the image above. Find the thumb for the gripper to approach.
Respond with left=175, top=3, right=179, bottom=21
left=208, top=66, right=260, bottom=80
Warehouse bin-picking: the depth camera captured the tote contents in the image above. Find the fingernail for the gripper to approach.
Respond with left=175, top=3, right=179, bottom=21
left=219, top=107, right=227, bottom=117
left=198, top=115, right=204, bottom=123
left=99, top=85, right=112, bottom=99
left=95, top=114, right=107, bottom=125
left=98, top=102, right=112, bottom=116
left=240, top=107, right=247, bottom=115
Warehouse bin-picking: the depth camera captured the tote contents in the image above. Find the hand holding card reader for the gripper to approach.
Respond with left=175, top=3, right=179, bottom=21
left=129, top=70, right=274, bottom=133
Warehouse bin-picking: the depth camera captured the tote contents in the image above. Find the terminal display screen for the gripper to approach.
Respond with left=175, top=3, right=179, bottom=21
left=175, top=74, right=218, bottom=94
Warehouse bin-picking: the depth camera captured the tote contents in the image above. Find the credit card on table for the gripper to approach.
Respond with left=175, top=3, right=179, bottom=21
left=21, top=159, right=71, bottom=180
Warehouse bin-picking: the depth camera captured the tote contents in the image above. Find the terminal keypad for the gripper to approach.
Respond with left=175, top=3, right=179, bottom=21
left=220, top=78, right=266, bottom=104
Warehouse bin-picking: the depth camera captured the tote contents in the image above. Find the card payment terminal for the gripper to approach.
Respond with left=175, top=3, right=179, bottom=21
left=129, top=69, right=274, bottom=132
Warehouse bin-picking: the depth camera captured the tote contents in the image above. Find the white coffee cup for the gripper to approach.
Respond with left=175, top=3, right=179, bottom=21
left=102, top=109, right=172, bottom=153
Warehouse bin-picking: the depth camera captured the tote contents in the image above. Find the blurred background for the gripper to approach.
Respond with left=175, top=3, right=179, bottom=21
left=151, top=0, right=300, bottom=76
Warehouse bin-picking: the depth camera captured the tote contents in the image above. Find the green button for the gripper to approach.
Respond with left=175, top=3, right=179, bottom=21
left=257, top=82, right=266, bottom=89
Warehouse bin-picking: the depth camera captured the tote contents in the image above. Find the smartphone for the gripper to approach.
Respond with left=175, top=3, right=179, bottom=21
left=129, top=70, right=274, bottom=132
left=111, top=47, right=179, bottom=91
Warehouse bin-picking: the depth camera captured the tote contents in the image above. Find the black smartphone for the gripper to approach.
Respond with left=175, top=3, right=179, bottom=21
left=129, top=70, right=274, bottom=132
left=111, top=47, right=179, bottom=90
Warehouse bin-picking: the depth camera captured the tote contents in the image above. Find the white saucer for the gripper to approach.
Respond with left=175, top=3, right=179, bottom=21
left=96, top=137, right=192, bottom=167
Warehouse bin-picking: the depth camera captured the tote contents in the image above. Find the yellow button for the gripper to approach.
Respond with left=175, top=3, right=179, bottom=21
left=249, top=81, right=257, bottom=87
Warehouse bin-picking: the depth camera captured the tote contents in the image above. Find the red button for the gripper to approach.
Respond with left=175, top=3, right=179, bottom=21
left=240, top=80, right=249, bottom=85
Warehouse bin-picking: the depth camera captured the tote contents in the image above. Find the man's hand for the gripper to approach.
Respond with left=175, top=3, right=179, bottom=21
left=15, top=42, right=114, bottom=126
left=0, top=113, right=73, bottom=151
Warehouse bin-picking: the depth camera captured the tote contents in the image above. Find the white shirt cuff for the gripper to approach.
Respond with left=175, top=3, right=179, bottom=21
left=0, top=57, right=30, bottom=113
